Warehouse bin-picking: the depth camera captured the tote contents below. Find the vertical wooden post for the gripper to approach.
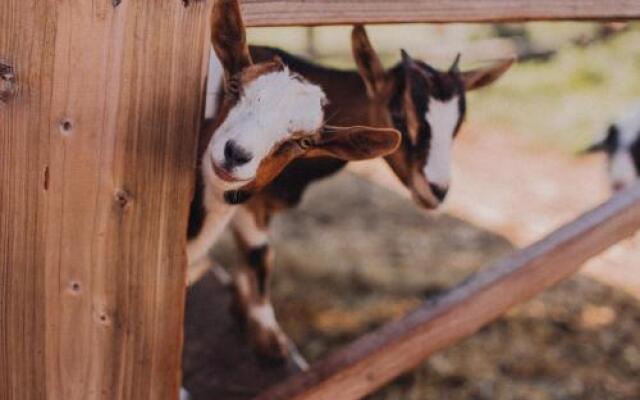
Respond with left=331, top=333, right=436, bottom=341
left=0, top=1, right=211, bottom=399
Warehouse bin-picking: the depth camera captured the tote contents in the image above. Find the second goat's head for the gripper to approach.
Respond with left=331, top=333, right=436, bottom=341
left=351, top=25, right=514, bottom=209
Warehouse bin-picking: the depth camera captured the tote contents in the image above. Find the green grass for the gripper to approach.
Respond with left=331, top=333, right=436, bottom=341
left=469, top=25, right=640, bottom=151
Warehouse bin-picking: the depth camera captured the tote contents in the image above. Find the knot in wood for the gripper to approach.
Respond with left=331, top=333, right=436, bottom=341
left=114, top=189, right=133, bottom=209
left=0, top=63, right=16, bottom=104
left=112, top=0, right=122, bottom=7
left=182, top=0, right=205, bottom=6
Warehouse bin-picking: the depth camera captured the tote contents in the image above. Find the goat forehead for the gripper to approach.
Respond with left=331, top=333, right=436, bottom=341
left=242, top=69, right=325, bottom=131
left=215, top=69, right=325, bottom=159
left=614, top=102, right=640, bottom=146
left=421, top=97, right=459, bottom=184
left=416, top=63, right=461, bottom=100
left=427, top=96, right=460, bottom=120
left=619, top=124, right=640, bottom=148
left=425, top=96, right=461, bottom=141
left=406, top=80, right=463, bottom=126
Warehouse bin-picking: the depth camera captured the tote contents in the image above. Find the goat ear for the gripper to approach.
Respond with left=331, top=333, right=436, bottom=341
left=211, top=0, right=253, bottom=81
left=460, top=57, right=515, bottom=91
left=352, top=25, right=387, bottom=98
left=580, top=125, right=619, bottom=155
left=579, top=141, right=607, bottom=155
left=305, top=126, right=401, bottom=161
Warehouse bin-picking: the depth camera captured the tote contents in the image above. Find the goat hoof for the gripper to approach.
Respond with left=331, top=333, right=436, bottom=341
left=179, top=388, right=191, bottom=400
left=250, top=321, right=290, bottom=362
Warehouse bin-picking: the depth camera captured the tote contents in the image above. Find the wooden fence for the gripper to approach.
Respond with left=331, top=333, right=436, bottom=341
left=1, top=1, right=640, bottom=400
left=240, top=0, right=640, bottom=26
left=256, top=184, right=640, bottom=400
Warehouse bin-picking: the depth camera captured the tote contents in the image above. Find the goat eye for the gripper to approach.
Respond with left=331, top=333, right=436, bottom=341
left=297, top=137, right=314, bottom=150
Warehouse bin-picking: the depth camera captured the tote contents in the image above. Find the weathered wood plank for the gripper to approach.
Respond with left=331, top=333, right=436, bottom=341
left=256, top=184, right=640, bottom=400
left=0, top=1, right=210, bottom=399
left=240, top=0, right=640, bottom=26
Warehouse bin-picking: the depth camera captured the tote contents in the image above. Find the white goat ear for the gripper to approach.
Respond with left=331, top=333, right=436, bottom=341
left=352, top=25, right=387, bottom=98
left=211, top=0, right=253, bottom=81
left=461, top=57, right=515, bottom=91
left=304, top=126, right=401, bottom=161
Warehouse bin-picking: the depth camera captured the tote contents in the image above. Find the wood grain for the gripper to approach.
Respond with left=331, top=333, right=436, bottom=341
left=255, top=184, right=640, bottom=400
left=0, top=1, right=210, bottom=399
left=240, top=0, right=640, bottom=26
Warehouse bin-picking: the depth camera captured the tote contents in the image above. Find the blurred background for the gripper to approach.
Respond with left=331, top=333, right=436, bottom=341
left=208, top=22, right=640, bottom=399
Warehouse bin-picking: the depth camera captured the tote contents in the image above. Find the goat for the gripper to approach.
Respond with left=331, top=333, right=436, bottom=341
left=205, top=26, right=514, bottom=360
left=583, top=101, right=640, bottom=191
left=185, top=0, right=401, bottom=370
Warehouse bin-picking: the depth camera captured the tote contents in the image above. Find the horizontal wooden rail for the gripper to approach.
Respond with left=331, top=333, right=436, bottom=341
left=255, top=183, right=640, bottom=400
left=241, top=0, right=640, bottom=26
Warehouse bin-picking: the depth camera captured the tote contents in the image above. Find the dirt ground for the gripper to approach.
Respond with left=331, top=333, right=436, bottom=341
left=198, top=128, right=640, bottom=399
left=349, top=126, right=640, bottom=299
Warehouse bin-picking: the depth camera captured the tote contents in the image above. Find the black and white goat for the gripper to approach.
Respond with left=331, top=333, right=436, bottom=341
left=194, top=25, right=514, bottom=360
left=584, top=102, right=640, bottom=191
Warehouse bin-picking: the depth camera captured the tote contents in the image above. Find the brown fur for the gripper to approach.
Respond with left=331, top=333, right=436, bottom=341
left=210, top=0, right=252, bottom=81
left=230, top=125, right=401, bottom=201
left=190, top=1, right=402, bottom=361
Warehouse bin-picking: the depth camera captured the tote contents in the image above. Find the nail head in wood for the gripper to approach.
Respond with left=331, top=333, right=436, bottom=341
left=69, top=281, right=81, bottom=294
left=59, top=119, right=74, bottom=135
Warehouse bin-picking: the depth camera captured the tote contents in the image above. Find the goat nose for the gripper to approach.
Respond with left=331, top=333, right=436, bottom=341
left=224, top=140, right=253, bottom=167
left=429, top=183, right=449, bottom=202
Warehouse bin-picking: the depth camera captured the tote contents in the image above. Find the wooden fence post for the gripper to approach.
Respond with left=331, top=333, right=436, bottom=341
left=0, top=1, right=211, bottom=399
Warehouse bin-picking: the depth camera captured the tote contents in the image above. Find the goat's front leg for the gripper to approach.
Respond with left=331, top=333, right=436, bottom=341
left=230, top=206, right=290, bottom=360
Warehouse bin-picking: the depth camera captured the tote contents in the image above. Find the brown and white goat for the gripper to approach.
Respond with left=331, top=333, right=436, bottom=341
left=208, top=26, right=514, bottom=360
left=583, top=101, right=640, bottom=191
left=185, top=0, right=401, bottom=368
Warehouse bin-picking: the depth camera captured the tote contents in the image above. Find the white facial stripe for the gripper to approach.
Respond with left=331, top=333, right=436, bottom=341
left=423, top=96, right=460, bottom=188
left=609, top=150, right=637, bottom=187
left=615, top=101, right=640, bottom=147
left=210, top=68, right=326, bottom=182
